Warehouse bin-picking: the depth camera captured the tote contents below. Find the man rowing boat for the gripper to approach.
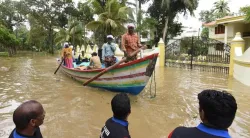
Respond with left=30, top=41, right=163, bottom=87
left=121, top=24, right=146, bottom=62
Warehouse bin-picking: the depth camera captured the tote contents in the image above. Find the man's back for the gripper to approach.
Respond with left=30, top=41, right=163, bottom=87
left=100, top=118, right=130, bottom=138
left=90, top=56, right=101, bottom=69
left=169, top=124, right=230, bottom=138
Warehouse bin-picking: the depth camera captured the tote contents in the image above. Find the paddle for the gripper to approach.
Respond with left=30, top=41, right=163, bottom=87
left=83, top=48, right=143, bottom=86
left=54, top=58, right=64, bottom=74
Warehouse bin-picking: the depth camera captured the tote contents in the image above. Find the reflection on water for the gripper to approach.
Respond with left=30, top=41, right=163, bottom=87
left=0, top=53, right=250, bottom=138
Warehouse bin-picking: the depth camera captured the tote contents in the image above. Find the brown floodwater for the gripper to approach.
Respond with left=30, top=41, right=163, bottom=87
left=0, top=52, right=250, bottom=138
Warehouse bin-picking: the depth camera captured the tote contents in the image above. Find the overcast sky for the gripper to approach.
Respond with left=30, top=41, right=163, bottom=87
left=74, top=0, right=250, bottom=32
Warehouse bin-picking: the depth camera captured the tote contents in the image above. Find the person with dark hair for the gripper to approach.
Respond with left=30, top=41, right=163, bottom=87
left=100, top=93, right=131, bottom=138
left=61, top=43, right=73, bottom=68
left=121, top=24, right=146, bottom=62
left=168, top=90, right=237, bottom=138
left=9, top=100, right=45, bottom=138
left=87, top=52, right=102, bottom=70
left=102, top=35, right=117, bottom=67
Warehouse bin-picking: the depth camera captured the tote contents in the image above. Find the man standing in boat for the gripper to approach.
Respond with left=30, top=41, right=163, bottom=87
left=121, top=24, right=146, bottom=61
left=102, top=35, right=117, bottom=67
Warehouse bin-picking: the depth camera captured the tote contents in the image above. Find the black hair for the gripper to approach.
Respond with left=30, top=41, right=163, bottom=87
left=13, top=100, right=41, bottom=130
left=111, top=93, right=131, bottom=120
left=91, top=52, right=97, bottom=56
left=198, top=90, right=237, bottom=129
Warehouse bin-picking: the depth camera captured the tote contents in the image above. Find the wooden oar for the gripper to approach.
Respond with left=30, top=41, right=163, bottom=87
left=54, top=58, right=64, bottom=74
left=83, top=48, right=142, bottom=86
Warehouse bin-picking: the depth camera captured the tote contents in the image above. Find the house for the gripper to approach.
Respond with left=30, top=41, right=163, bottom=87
left=203, top=15, right=250, bottom=51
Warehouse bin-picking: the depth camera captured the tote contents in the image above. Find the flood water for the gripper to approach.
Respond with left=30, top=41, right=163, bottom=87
left=0, top=52, right=250, bottom=138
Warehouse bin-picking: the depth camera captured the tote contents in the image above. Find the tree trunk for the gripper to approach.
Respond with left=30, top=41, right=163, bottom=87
left=8, top=47, right=12, bottom=57
left=13, top=46, right=17, bottom=55
left=51, top=25, right=54, bottom=55
left=48, top=22, right=54, bottom=54
left=162, top=16, right=169, bottom=43
left=136, top=1, right=141, bottom=38
left=83, top=23, right=87, bottom=53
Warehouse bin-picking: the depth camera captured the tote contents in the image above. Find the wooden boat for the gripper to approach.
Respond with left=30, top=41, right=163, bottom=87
left=61, top=53, right=158, bottom=95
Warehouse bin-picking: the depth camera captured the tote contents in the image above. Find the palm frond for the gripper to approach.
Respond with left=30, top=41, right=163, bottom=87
left=106, top=19, right=118, bottom=29
left=86, top=21, right=103, bottom=30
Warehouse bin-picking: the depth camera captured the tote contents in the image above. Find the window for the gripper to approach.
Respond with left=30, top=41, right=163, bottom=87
left=215, top=25, right=225, bottom=34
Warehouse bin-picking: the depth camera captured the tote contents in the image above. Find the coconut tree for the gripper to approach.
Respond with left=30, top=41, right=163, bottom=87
left=160, top=0, right=198, bottom=43
left=86, top=0, right=134, bottom=39
left=54, top=19, right=85, bottom=50
left=212, top=0, right=230, bottom=18
left=240, top=6, right=250, bottom=23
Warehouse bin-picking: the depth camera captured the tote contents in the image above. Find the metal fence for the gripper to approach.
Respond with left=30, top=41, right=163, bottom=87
left=165, top=37, right=230, bottom=74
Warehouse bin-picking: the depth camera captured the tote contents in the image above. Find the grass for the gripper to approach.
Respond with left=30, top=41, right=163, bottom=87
left=0, top=52, right=9, bottom=57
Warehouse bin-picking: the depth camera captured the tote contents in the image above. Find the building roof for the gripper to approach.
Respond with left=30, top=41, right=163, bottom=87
left=203, top=21, right=216, bottom=27
left=202, top=15, right=246, bottom=27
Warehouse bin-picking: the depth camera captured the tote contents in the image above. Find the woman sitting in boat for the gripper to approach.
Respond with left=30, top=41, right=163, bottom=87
left=87, top=52, right=102, bottom=70
left=102, top=35, right=117, bottom=67
left=61, top=43, right=73, bottom=68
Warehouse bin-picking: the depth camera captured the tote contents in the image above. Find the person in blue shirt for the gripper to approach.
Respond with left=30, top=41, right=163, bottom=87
left=9, top=100, right=45, bottom=138
left=168, top=90, right=237, bottom=138
left=100, top=93, right=131, bottom=138
left=102, top=35, right=117, bottom=67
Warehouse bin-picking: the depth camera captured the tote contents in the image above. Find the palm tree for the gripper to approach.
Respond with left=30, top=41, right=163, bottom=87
left=240, top=6, right=250, bottom=23
left=54, top=19, right=85, bottom=51
left=160, top=0, right=198, bottom=42
left=86, top=0, right=134, bottom=38
left=212, top=0, right=230, bottom=18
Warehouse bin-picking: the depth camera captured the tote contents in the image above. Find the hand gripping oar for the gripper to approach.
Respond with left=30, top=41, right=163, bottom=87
left=83, top=48, right=142, bottom=86
left=54, top=58, right=64, bottom=74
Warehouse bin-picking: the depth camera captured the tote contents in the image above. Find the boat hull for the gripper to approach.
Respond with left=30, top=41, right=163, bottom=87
left=61, top=53, right=158, bottom=95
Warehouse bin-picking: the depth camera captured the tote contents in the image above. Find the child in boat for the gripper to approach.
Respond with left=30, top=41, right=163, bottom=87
left=100, top=93, right=131, bottom=138
left=168, top=90, right=237, bottom=138
left=87, top=52, right=102, bottom=69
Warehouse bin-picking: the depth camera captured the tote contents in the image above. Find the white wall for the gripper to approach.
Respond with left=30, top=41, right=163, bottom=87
left=227, top=24, right=235, bottom=38
left=233, top=47, right=250, bottom=86
left=234, top=64, right=250, bottom=86
left=209, top=27, right=225, bottom=39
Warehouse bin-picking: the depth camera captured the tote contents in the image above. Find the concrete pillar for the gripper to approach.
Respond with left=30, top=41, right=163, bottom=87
left=224, top=24, right=228, bottom=44
left=158, top=38, right=165, bottom=67
left=229, top=32, right=245, bottom=76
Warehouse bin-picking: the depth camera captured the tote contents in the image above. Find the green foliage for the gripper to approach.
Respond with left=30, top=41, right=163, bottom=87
left=201, top=27, right=209, bottom=38
left=148, top=0, right=198, bottom=44
left=199, top=10, right=216, bottom=23
left=87, top=0, right=134, bottom=37
left=0, top=25, right=20, bottom=55
left=240, top=6, right=250, bottom=23
left=212, top=0, right=230, bottom=18
left=200, top=0, right=231, bottom=23
left=0, top=0, right=25, bottom=31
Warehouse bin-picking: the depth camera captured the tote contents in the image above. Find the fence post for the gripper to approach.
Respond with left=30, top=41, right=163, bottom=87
left=158, top=38, right=165, bottom=67
left=229, top=32, right=245, bottom=76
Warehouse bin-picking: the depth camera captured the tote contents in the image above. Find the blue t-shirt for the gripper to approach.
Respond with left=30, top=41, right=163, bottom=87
left=9, top=127, right=43, bottom=138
